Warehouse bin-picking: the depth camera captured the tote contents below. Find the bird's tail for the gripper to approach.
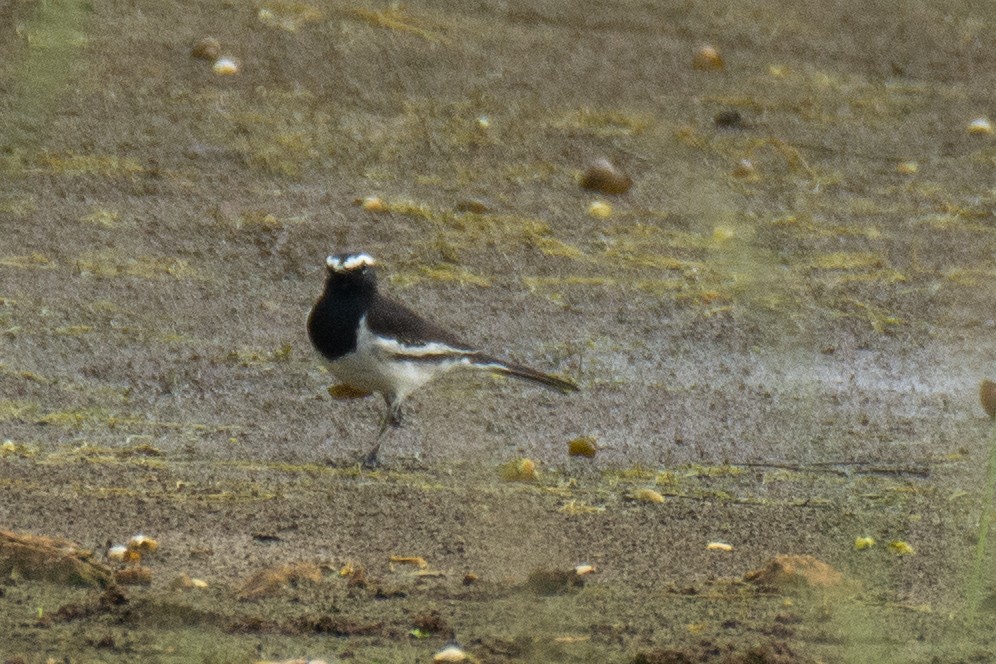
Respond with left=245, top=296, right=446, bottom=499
left=470, top=354, right=579, bottom=393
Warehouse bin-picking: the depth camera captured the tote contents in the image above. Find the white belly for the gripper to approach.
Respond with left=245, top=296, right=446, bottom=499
left=327, top=315, right=472, bottom=402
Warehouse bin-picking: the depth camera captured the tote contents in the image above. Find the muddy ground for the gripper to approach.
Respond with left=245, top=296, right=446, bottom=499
left=2, top=0, right=996, bottom=662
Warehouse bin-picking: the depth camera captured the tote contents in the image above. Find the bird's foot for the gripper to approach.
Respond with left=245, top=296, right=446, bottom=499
left=360, top=443, right=381, bottom=469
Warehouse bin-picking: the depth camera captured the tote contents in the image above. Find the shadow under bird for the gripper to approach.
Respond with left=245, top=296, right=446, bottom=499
left=307, top=252, right=578, bottom=467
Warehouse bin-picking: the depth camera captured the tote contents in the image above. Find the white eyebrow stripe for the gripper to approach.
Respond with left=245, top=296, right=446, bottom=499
left=343, top=253, right=376, bottom=269
left=326, top=253, right=377, bottom=271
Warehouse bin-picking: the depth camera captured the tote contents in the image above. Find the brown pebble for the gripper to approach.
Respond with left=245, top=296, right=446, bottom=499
left=499, top=457, right=538, bottom=482
left=567, top=436, right=598, bottom=458
left=714, top=110, right=746, bottom=129
left=455, top=198, right=492, bottom=214
left=981, top=380, right=996, bottom=419
left=580, top=158, right=632, bottom=195
left=190, top=37, right=221, bottom=61
left=693, top=45, right=724, bottom=71
left=731, top=158, right=758, bottom=180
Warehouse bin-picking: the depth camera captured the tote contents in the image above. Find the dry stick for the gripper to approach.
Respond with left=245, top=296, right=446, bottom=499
left=966, top=424, right=996, bottom=626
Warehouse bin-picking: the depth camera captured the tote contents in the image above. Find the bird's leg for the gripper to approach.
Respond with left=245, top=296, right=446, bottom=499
left=387, top=399, right=404, bottom=429
left=362, top=396, right=403, bottom=468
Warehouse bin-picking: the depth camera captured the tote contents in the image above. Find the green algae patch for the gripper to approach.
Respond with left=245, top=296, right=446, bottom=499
left=76, top=252, right=200, bottom=281
left=0, top=253, right=56, bottom=270
left=37, top=153, right=144, bottom=177
left=392, top=263, right=492, bottom=289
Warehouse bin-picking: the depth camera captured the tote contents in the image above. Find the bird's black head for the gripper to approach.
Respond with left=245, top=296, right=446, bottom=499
left=323, top=252, right=378, bottom=292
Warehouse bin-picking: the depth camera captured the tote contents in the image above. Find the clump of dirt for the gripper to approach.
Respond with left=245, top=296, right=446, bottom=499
left=0, top=531, right=111, bottom=587
left=634, top=640, right=803, bottom=664
left=236, top=561, right=323, bottom=600
left=744, top=555, right=845, bottom=590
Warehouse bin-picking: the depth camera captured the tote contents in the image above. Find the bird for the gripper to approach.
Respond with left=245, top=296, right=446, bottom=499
left=307, top=252, right=578, bottom=467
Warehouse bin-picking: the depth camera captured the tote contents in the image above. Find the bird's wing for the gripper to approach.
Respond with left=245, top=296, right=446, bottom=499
left=365, top=293, right=476, bottom=354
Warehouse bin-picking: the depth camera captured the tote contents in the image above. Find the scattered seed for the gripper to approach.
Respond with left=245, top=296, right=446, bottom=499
left=706, top=541, right=734, bottom=552
left=854, top=536, right=876, bottom=550
left=896, top=161, right=919, bottom=174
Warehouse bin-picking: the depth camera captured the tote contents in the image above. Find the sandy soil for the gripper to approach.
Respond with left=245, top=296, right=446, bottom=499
left=2, top=0, right=996, bottom=662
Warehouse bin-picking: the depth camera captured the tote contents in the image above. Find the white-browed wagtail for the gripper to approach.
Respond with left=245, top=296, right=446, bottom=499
left=307, top=252, right=578, bottom=466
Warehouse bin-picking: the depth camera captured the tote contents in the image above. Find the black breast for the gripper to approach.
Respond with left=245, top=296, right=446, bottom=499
left=307, top=284, right=369, bottom=362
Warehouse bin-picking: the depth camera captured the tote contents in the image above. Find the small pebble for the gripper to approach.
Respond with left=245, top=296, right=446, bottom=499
left=967, top=117, right=993, bottom=135
left=567, top=436, right=598, bottom=458
left=632, top=488, right=665, bottom=504
left=714, top=110, right=746, bottom=129
left=358, top=196, right=387, bottom=213
left=731, top=159, right=758, bottom=179
left=127, top=534, right=159, bottom=554
left=499, top=458, right=538, bottom=482
left=454, top=198, right=492, bottom=214
left=587, top=201, right=613, bottom=219
left=693, top=45, right=724, bottom=71
left=888, top=540, right=915, bottom=555
left=115, top=565, right=153, bottom=586
left=980, top=379, right=996, bottom=419
left=212, top=57, right=239, bottom=76
left=190, top=37, right=221, bottom=61
left=107, top=545, right=129, bottom=562
left=580, top=158, right=632, bottom=195
left=433, top=645, right=469, bottom=663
